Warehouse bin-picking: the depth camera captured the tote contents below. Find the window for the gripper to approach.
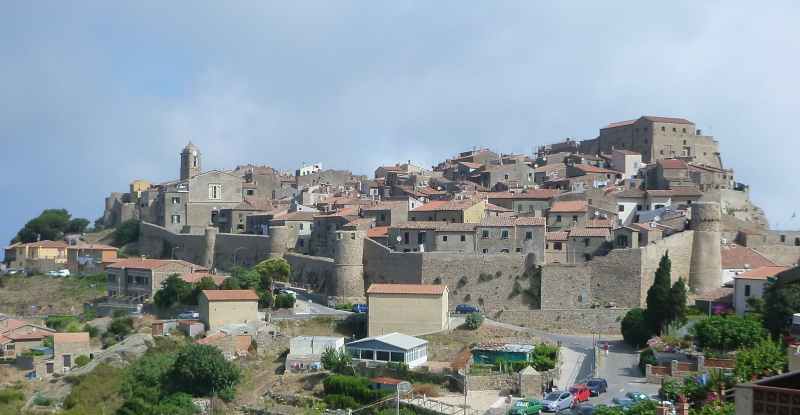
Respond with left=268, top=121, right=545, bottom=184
left=618, top=204, right=625, bottom=212
left=543, top=202, right=548, bottom=210
left=635, top=128, right=639, bottom=133
left=300, top=224, right=304, bottom=230
left=310, top=224, right=313, bottom=230
left=556, top=215, right=562, bottom=223
left=672, top=127, right=676, bottom=132
left=683, top=140, right=687, bottom=145
left=683, top=128, right=686, bottom=133
left=637, top=205, right=642, bottom=211
left=171, top=214, right=181, bottom=224
left=246, top=189, right=254, bottom=196
left=518, top=204, right=523, bottom=212
left=482, top=249, right=488, bottom=253
left=482, top=230, right=489, bottom=238
left=299, top=240, right=304, bottom=247
left=442, top=236, right=448, bottom=242
left=633, top=162, right=638, bottom=168
left=172, top=196, right=180, bottom=204
left=554, top=242, right=563, bottom=250
left=237, top=224, right=244, bottom=231
left=525, top=231, right=533, bottom=239
left=209, top=184, right=221, bottom=199
left=460, top=235, right=466, bottom=242
left=108, top=274, right=116, bottom=282
left=528, top=204, right=534, bottom=211
left=781, top=235, right=786, bottom=242
left=380, top=214, right=386, bottom=221
left=501, top=249, right=509, bottom=253
left=5, top=344, right=14, bottom=351
left=504, top=174, right=509, bottom=180
left=501, top=230, right=509, bottom=239
left=660, top=150, right=664, bottom=155
left=744, top=284, right=751, bottom=297
left=585, top=238, right=591, bottom=247
left=723, top=175, right=727, bottom=179
left=661, top=126, right=665, bottom=131
left=361, top=349, right=374, bottom=360
left=630, top=182, right=636, bottom=188
left=411, top=217, right=416, bottom=221
left=516, top=248, right=522, bottom=253
left=572, top=215, right=578, bottom=222
left=585, top=254, right=592, bottom=261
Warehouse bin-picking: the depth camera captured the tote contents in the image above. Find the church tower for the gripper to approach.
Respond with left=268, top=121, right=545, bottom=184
left=180, top=141, right=201, bottom=180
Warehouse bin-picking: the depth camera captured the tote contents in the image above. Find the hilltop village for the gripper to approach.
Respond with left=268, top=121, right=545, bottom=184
left=4, top=115, right=800, bottom=414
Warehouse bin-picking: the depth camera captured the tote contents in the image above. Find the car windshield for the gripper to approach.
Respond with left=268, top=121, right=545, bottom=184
left=629, top=393, right=647, bottom=399
left=616, top=398, right=634, bottom=405
left=514, top=401, right=528, bottom=407
left=586, top=381, right=601, bottom=387
left=569, top=388, right=580, bottom=394
left=545, top=393, right=561, bottom=401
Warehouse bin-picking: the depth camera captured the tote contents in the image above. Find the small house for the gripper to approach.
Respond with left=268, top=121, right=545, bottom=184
left=179, top=320, right=204, bottom=337
left=53, top=332, right=90, bottom=370
left=471, top=343, right=536, bottom=364
left=151, top=320, right=177, bottom=337
left=372, top=377, right=412, bottom=392
left=198, top=290, right=259, bottom=330
left=345, top=332, right=428, bottom=368
left=287, top=336, right=344, bottom=369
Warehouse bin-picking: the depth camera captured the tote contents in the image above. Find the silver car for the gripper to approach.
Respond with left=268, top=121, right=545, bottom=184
left=541, top=392, right=573, bottom=412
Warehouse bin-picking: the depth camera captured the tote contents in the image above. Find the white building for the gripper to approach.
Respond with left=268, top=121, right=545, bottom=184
left=732, top=266, right=789, bottom=315
left=345, top=332, right=429, bottom=368
left=720, top=243, right=779, bottom=285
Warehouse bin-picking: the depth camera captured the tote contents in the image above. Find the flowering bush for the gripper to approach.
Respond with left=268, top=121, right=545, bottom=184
left=712, top=305, right=733, bottom=316
left=648, top=337, right=666, bottom=352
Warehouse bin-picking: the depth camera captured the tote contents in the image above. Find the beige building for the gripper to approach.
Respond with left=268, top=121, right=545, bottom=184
left=53, top=332, right=91, bottom=370
left=4, top=241, right=70, bottom=272
left=367, top=284, right=448, bottom=337
left=198, top=290, right=259, bottom=330
left=66, top=243, right=119, bottom=275
left=434, top=199, right=486, bottom=223
left=106, top=257, right=208, bottom=304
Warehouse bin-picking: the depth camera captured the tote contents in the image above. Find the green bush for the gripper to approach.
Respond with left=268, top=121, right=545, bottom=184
left=326, top=394, right=359, bottom=409
left=638, top=349, right=659, bottom=375
left=466, top=312, right=484, bottom=329
left=513, top=281, right=523, bottom=294
left=46, top=316, right=77, bottom=330
left=165, top=344, right=242, bottom=397
left=84, top=324, right=101, bottom=338
left=459, top=276, right=468, bottom=285
left=274, top=294, right=296, bottom=309
left=218, top=386, right=237, bottom=402
left=108, top=316, right=134, bottom=337
left=115, top=219, right=140, bottom=245
left=690, top=314, right=767, bottom=353
left=33, top=395, right=53, bottom=406
left=42, top=336, right=53, bottom=348
left=621, top=308, right=653, bottom=349
left=523, top=287, right=539, bottom=298
left=323, top=374, right=394, bottom=405
left=75, top=355, right=91, bottom=367
left=21, top=349, right=44, bottom=356
left=433, top=276, right=443, bottom=285
left=0, top=389, right=24, bottom=405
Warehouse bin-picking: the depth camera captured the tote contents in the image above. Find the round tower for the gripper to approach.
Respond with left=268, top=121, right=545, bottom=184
left=180, top=141, right=202, bottom=180
left=688, top=202, right=722, bottom=295
left=202, top=226, right=217, bottom=270
left=330, top=230, right=366, bottom=302
left=267, top=225, right=293, bottom=258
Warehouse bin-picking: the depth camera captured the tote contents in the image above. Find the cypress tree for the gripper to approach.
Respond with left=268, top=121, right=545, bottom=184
left=646, top=252, right=672, bottom=336
left=668, top=276, right=689, bottom=329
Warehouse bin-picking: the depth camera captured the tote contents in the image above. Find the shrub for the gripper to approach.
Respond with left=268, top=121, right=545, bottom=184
left=108, top=316, right=134, bottom=337
left=323, top=374, right=394, bottom=405
left=321, top=346, right=353, bottom=374
left=478, top=297, right=484, bottom=305
left=459, top=276, right=468, bottom=285
left=495, top=271, right=503, bottom=277
left=259, top=291, right=274, bottom=308
left=412, top=382, right=438, bottom=397
left=326, top=394, right=358, bottom=409
left=33, top=396, right=53, bottom=406
left=523, top=287, right=539, bottom=298
left=84, top=324, right=101, bottom=338
left=513, top=282, right=523, bottom=294
left=466, top=312, right=484, bottom=329
left=75, top=355, right=91, bottom=367
left=115, top=219, right=140, bottom=245
left=433, top=276, right=443, bottom=285
left=46, top=316, right=77, bottom=330
left=274, top=293, right=296, bottom=308
left=638, top=349, right=659, bottom=374
left=42, top=336, right=53, bottom=348
left=621, top=308, right=653, bottom=349
left=464, top=294, right=471, bottom=302
left=218, top=386, right=237, bottom=402
left=0, top=389, right=24, bottom=405
left=165, top=344, right=242, bottom=397
left=21, top=349, right=44, bottom=356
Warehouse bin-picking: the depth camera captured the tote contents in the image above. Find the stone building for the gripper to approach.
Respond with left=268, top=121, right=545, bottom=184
left=198, top=290, right=259, bottom=330
left=486, top=189, right=561, bottom=217
left=688, top=202, right=723, bottom=294
left=106, top=257, right=208, bottom=304
left=470, top=163, right=536, bottom=189
left=476, top=217, right=546, bottom=258
left=362, top=201, right=408, bottom=227
left=565, top=228, right=612, bottom=262
left=434, top=199, right=486, bottom=223
left=732, top=266, right=789, bottom=315
left=546, top=201, right=588, bottom=231
left=53, top=332, right=90, bottom=370
left=367, top=284, right=448, bottom=337
left=270, top=210, right=317, bottom=255
left=545, top=232, right=568, bottom=264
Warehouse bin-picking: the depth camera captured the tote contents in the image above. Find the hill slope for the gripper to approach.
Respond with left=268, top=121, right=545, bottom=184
left=0, top=274, right=107, bottom=315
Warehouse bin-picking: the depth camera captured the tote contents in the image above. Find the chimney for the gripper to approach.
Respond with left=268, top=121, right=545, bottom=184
left=696, top=129, right=702, bottom=135
left=140, top=255, right=145, bottom=261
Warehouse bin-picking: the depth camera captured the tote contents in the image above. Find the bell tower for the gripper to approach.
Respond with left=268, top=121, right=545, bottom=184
left=180, top=141, right=201, bottom=180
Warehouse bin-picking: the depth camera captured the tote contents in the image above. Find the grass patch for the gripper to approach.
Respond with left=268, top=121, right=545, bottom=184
left=63, top=363, right=125, bottom=414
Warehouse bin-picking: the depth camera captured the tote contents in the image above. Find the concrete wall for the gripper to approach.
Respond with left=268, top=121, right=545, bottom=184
left=497, top=309, right=629, bottom=334
left=199, top=297, right=258, bottom=330
left=541, top=265, right=591, bottom=310
left=368, top=291, right=447, bottom=337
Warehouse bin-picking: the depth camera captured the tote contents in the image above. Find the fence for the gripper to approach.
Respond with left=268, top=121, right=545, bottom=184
left=645, top=356, right=734, bottom=384
left=401, top=394, right=483, bottom=415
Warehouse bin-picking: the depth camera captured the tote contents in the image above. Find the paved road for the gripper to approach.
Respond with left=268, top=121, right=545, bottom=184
left=270, top=292, right=351, bottom=320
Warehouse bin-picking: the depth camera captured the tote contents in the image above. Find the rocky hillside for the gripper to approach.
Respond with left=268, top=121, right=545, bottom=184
left=0, top=274, right=107, bottom=315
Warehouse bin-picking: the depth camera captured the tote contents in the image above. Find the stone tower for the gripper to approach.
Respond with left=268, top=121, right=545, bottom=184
left=180, top=141, right=202, bottom=180
left=330, top=230, right=366, bottom=302
left=201, top=227, right=217, bottom=269
left=688, top=202, right=722, bottom=295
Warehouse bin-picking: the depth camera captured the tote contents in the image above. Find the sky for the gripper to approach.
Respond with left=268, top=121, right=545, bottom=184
left=2, top=1, right=800, bottom=245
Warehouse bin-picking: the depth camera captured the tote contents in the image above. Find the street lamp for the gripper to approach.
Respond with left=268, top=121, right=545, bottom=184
left=445, top=374, right=467, bottom=415
left=233, top=247, right=245, bottom=268
left=171, top=246, right=180, bottom=260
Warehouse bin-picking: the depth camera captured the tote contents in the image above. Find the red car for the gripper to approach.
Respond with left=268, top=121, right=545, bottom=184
left=569, top=385, right=590, bottom=403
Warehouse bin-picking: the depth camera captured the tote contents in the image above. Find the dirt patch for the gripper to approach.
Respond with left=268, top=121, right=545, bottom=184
left=421, top=325, right=554, bottom=361
left=0, top=275, right=107, bottom=315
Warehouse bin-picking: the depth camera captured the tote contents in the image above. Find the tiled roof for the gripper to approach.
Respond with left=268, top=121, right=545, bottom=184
left=587, top=219, right=613, bottom=228
left=478, top=217, right=545, bottom=227
left=437, top=199, right=482, bottom=211
left=366, top=226, right=389, bottom=238
left=0, top=336, right=10, bottom=344
left=11, top=240, right=70, bottom=249
left=732, top=266, right=789, bottom=280
left=646, top=190, right=674, bottom=197
left=458, top=162, right=483, bottom=169
left=7, top=332, right=49, bottom=340
left=657, top=159, right=689, bottom=169
left=272, top=211, right=318, bottom=222
left=533, top=164, right=565, bottom=173
left=373, top=377, right=406, bottom=385
left=613, top=189, right=645, bottom=198
left=107, top=258, right=208, bottom=271
left=390, top=221, right=477, bottom=232
left=411, top=201, right=448, bottom=212
left=739, top=229, right=764, bottom=236
left=198, top=332, right=231, bottom=344
left=613, top=149, right=641, bottom=155
left=244, top=197, right=275, bottom=211
left=367, top=284, right=446, bottom=295
left=344, top=217, right=375, bottom=227
left=546, top=232, right=569, bottom=241
left=667, top=187, right=703, bottom=196
left=380, top=166, right=403, bottom=171
left=548, top=201, right=588, bottom=213
left=242, top=182, right=257, bottom=189
left=694, top=287, right=733, bottom=303
left=720, top=245, right=778, bottom=269
left=569, top=228, right=609, bottom=237
left=363, top=201, right=406, bottom=211
left=573, top=153, right=604, bottom=161
left=0, top=318, right=29, bottom=333
left=571, top=164, right=618, bottom=174
left=484, top=203, right=512, bottom=212
left=178, top=273, right=228, bottom=286
left=202, top=290, right=259, bottom=301
left=179, top=319, right=203, bottom=326
left=601, top=120, right=636, bottom=129
left=643, top=116, right=693, bottom=125
left=322, top=207, right=360, bottom=217
left=486, top=189, right=560, bottom=199
left=67, top=244, right=118, bottom=251
left=54, top=332, right=90, bottom=343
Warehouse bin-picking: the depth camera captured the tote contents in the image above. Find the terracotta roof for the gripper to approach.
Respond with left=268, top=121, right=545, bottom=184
left=739, top=229, right=764, bottom=236
left=363, top=201, right=406, bottom=211
left=720, top=245, right=778, bottom=269
left=411, top=201, right=448, bottom=212
left=108, top=258, right=208, bottom=271
left=242, top=182, right=257, bottom=189
left=569, top=228, right=609, bottom=237
left=344, top=217, right=376, bottom=227
left=380, top=166, right=403, bottom=171
left=373, top=377, right=406, bottom=385
left=458, top=162, right=483, bottom=169
left=367, top=284, right=446, bottom=295
left=54, top=332, right=90, bottom=343
left=0, top=336, right=10, bottom=344
left=643, top=116, right=693, bottom=125
left=571, top=164, right=618, bottom=174
left=1, top=318, right=29, bottom=333
left=366, top=226, right=389, bottom=238
left=197, top=332, right=231, bottom=344
left=129, top=179, right=149, bottom=185
left=657, top=159, right=689, bottom=169
left=437, top=199, right=482, bottom=211
left=321, top=207, right=360, bottom=218
left=694, top=287, right=733, bottom=303
left=667, top=187, right=703, bottom=196
left=546, top=232, right=569, bottom=241
left=484, top=203, right=512, bottom=212
left=601, top=120, right=636, bottom=129
left=272, top=211, right=318, bottom=222
left=244, top=197, right=275, bottom=211
left=613, top=149, right=641, bottom=155
left=178, top=273, right=228, bottom=286
left=478, top=217, right=546, bottom=227
left=390, top=221, right=477, bottom=232
left=11, top=240, right=70, bottom=249
left=67, top=244, right=118, bottom=251
left=548, top=201, right=588, bottom=213
left=179, top=319, right=203, bottom=326
left=646, top=190, right=675, bottom=197
left=201, top=290, right=259, bottom=301
left=2, top=243, right=20, bottom=250
left=487, top=189, right=560, bottom=199
left=613, top=189, right=645, bottom=198
left=732, top=266, right=790, bottom=280
left=587, top=219, right=613, bottom=228
left=7, top=332, right=49, bottom=340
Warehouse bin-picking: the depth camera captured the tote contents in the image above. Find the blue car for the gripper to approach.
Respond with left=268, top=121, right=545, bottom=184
left=455, top=304, right=479, bottom=314
left=352, top=304, right=368, bottom=313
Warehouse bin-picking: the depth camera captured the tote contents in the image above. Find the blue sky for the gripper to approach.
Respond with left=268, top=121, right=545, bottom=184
left=2, top=1, right=800, bottom=245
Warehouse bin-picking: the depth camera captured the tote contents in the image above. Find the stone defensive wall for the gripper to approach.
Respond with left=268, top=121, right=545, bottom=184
left=496, top=308, right=629, bottom=335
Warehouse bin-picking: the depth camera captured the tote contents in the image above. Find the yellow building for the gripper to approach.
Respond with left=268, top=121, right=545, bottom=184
left=434, top=199, right=486, bottom=223
left=198, top=290, right=259, bottom=330
left=367, top=284, right=448, bottom=337
left=4, top=241, right=70, bottom=272
left=129, top=179, right=151, bottom=203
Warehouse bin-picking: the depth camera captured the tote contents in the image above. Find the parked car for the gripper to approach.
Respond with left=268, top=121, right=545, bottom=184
left=351, top=304, right=368, bottom=313
left=648, top=398, right=676, bottom=415
left=508, top=398, right=542, bottom=415
left=455, top=304, right=479, bottom=314
left=585, top=378, right=608, bottom=396
left=568, top=386, right=590, bottom=403
left=56, top=269, right=70, bottom=277
left=569, top=403, right=595, bottom=415
left=273, top=287, right=288, bottom=295
left=610, top=397, right=636, bottom=410
left=129, top=312, right=143, bottom=318
left=178, top=311, right=199, bottom=319
left=541, top=391, right=573, bottom=412
left=625, top=392, right=648, bottom=401
left=2, top=268, right=19, bottom=275
left=44, top=271, right=58, bottom=276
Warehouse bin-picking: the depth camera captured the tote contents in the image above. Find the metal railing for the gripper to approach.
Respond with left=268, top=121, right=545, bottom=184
left=402, top=395, right=484, bottom=415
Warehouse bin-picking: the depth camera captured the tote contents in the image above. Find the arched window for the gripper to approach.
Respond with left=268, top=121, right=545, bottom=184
left=795, top=237, right=800, bottom=247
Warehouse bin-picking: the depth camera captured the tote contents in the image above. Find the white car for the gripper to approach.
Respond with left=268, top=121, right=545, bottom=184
left=45, top=271, right=59, bottom=276
left=56, top=270, right=70, bottom=277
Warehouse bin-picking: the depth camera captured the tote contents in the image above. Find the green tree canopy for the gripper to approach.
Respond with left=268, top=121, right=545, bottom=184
left=321, top=346, right=353, bottom=374
left=733, top=338, right=788, bottom=382
left=115, top=219, right=140, bottom=245
left=68, top=218, right=91, bottom=234
left=645, top=252, right=673, bottom=335
left=219, top=277, right=241, bottom=290
left=12, top=208, right=88, bottom=243
left=185, top=276, right=218, bottom=305
left=763, top=280, right=800, bottom=339
left=667, top=276, right=689, bottom=329
left=253, top=258, right=290, bottom=289
left=621, top=308, right=653, bottom=349
left=466, top=312, right=484, bottom=329
left=689, top=314, right=767, bottom=353
left=165, top=345, right=242, bottom=397
left=153, top=274, right=191, bottom=309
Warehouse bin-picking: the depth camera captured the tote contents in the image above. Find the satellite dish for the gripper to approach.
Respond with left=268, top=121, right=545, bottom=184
left=543, top=157, right=547, bottom=161
left=396, top=236, right=402, bottom=242
left=534, top=164, right=539, bottom=168
left=654, top=216, right=661, bottom=222
left=609, top=162, right=614, bottom=167
left=594, top=211, right=600, bottom=216
left=745, top=263, right=750, bottom=268
left=650, top=221, right=658, bottom=228
left=437, top=187, right=442, bottom=191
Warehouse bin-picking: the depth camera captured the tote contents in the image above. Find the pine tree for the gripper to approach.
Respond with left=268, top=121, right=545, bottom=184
left=646, top=252, right=672, bottom=336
